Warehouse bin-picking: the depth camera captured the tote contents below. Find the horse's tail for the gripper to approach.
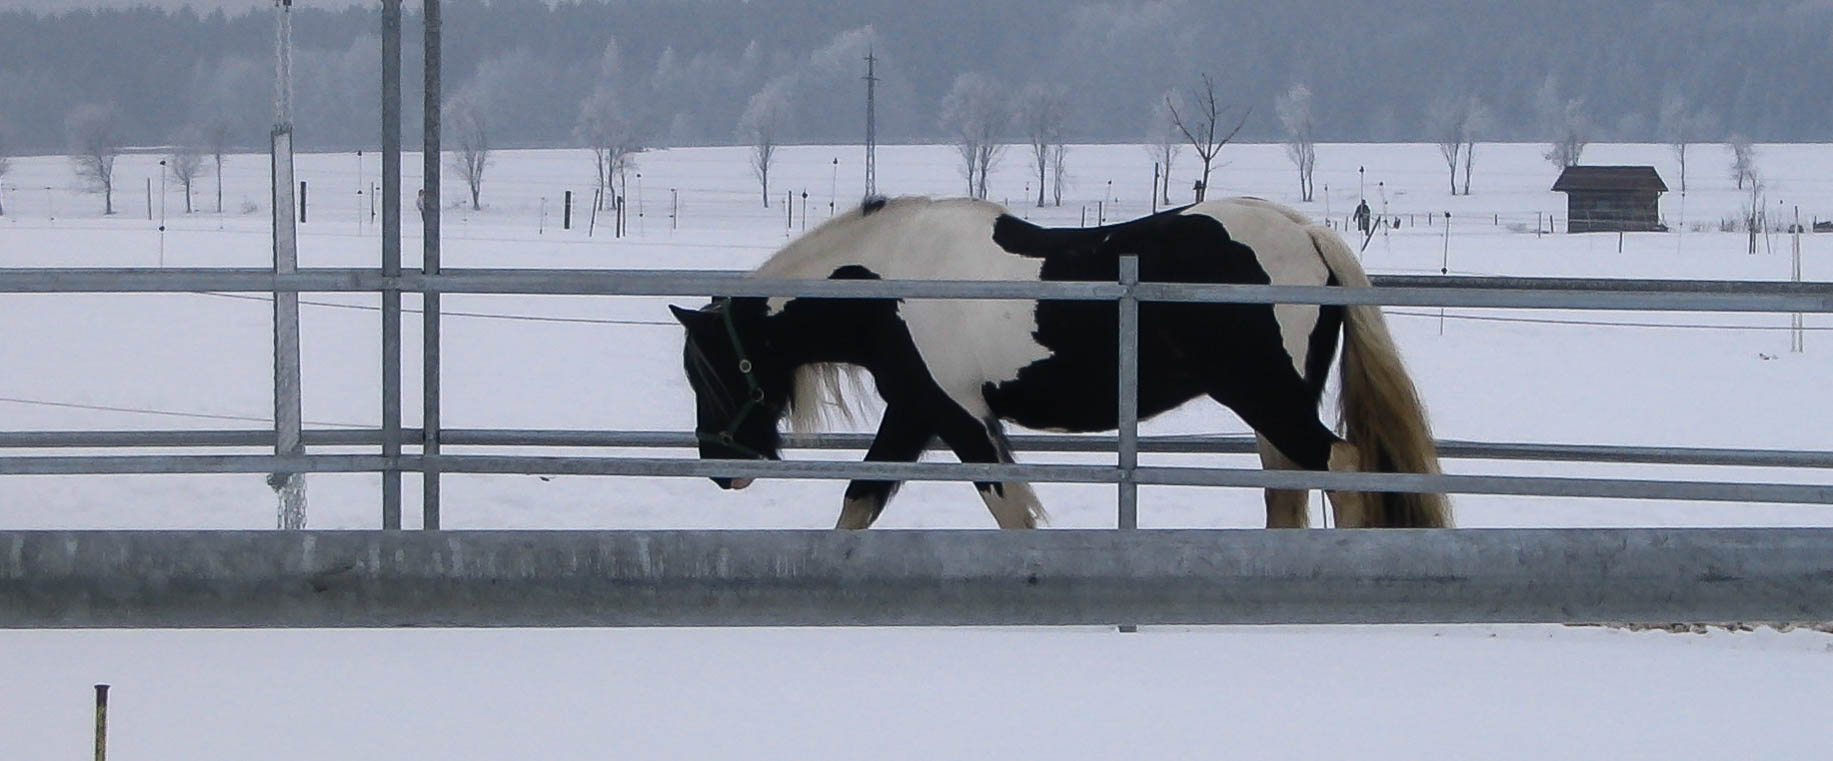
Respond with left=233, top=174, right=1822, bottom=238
left=1308, top=226, right=1452, bottom=528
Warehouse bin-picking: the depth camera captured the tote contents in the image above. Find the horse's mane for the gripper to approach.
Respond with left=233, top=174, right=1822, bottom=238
left=758, top=196, right=1004, bottom=432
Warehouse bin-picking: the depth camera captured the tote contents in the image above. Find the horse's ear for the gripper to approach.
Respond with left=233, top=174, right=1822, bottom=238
left=669, top=304, right=697, bottom=325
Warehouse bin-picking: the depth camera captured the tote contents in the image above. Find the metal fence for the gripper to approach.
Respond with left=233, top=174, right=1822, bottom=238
left=4, top=266, right=1832, bottom=532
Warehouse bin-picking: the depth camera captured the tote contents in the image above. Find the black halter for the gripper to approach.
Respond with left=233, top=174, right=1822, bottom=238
left=690, top=299, right=776, bottom=460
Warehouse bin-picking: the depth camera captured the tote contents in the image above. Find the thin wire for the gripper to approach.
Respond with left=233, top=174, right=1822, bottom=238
left=0, top=395, right=367, bottom=428
left=195, top=291, right=675, bottom=327
left=1388, top=308, right=1832, bottom=332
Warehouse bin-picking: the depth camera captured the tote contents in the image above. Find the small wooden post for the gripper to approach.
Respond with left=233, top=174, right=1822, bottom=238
left=94, top=684, right=109, bottom=761
left=1151, top=162, right=1160, bottom=213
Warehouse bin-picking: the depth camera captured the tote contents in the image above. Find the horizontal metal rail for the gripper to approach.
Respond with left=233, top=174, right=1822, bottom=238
left=6, top=266, right=1829, bottom=522
left=5, top=428, right=1831, bottom=470
left=6, top=529, right=1830, bottom=627
left=3, top=453, right=1828, bottom=505
left=3, top=268, right=1829, bottom=311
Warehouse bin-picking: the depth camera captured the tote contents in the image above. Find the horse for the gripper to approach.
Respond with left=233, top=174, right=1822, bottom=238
left=671, top=196, right=1451, bottom=530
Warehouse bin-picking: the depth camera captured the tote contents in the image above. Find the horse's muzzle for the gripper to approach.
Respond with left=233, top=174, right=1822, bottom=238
left=714, top=477, right=754, bottom=491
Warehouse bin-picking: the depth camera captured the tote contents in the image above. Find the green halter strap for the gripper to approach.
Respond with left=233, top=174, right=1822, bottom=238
left=693, top=299, right=776, bottom=460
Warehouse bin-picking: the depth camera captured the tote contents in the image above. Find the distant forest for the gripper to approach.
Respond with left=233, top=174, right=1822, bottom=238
left=1, top=0, right=1830, bottom=154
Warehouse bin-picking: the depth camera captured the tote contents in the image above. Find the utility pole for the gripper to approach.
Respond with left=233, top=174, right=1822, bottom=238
left=863, top=49, right=878, bottom=198
left=271, top=0, right=306, bottom=530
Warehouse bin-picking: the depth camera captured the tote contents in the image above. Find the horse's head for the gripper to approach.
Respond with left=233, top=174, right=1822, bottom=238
left=671, top=298, right=791, bottom=489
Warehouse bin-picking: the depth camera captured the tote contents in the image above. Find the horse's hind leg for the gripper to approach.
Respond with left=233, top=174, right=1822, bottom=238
left=1322, top=442, right=1370, bottom=528
left=1255, top=434, right=1310, bottom=528
left=837, top=404, right=934, bottom=530
left=934, top=412, right=1043, bottom=529
left=1202, top=362, right=1370, bottom=528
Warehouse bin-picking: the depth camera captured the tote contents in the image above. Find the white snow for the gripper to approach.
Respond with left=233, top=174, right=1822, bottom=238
left=2, top=141, right=1831, bottom=758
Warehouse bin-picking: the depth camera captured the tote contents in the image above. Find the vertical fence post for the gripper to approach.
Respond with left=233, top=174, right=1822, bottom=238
left=1117, top=255, right=1140, bottom=529
left=379, top=0, right=403, bottom=530
left=421, top=0, right=443, bottom=530
left=1792, top=205, right=1804, bottom=353
left=1117, top=254, right=1140, bottom=634
left=93, top=684, right=109, bottom=761
left=588, top=188, right=600, bottom=237
left=1151, top=162, right=1160, bottom=214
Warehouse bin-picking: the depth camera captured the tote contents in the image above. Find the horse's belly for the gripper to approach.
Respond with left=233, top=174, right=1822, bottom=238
left=988, top=363, right=1202, bottom=433
left=896, top=298, right=1052, bottom=418
left=983, top=303, right=1207, bottom=432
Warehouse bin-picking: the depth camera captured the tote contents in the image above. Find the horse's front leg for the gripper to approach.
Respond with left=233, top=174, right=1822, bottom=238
left=933, top=411, right=1044, bottom=530
left=837, top=403, right=935, bottom=529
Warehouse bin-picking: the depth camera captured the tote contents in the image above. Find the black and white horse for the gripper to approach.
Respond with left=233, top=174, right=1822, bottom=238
left=672, top=196, right=1450, bottom=529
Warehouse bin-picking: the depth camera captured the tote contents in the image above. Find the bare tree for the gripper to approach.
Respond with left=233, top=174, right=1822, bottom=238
left=0, top=119, right=11, bottom=217
left=1658, top=93, right=1719, bottom=193
left=1728, top=135, right=1758, bottom=190
left=1274, top=83, right=1316, bottom=202
left=444, top=92, right=490, bottom=210
left=574, top=87, right=643, bottom=211
left=1049, top=143, right=1069, bottom=207
left=1144, top=91, right=1183, bottom=206
left=1425, top=96, right=1464, bottom=195
left=202, top=118, right=232, bottom=213
left=1535, top=78, right=1589, bottom=170
left=1015, top=83, right=1069, bottom=208
left=940, top=72, right=1007, bottom=200
left=66, top=104, right=123, bottom=215
left=1166, top=73, right=1250, bottom=202
left=166, top=126, right=205, bottom=214
left=739, top=77, right=793, bottom=208
left=1460, top=96, right=1489, bottom=196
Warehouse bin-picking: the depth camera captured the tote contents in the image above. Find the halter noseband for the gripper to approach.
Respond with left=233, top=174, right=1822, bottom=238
left=690, top=298, right=776, bottom=460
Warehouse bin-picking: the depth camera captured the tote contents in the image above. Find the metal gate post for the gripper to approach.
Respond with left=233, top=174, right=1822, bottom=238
left=1117, top=255, right=1140, bottom=530
left=420, top=0, right=442, bottom=530
left=379, top=0, right=403, bottom=529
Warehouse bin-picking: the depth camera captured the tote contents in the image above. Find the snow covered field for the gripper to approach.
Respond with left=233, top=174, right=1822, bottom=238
left=4, top=142, right=1831, bottom=758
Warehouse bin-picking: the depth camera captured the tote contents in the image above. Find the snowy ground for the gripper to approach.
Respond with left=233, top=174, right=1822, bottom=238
left=3, top=142, right=1831, bottom=758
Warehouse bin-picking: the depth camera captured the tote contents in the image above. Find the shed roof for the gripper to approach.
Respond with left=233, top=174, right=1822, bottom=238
left=1552, top=165, right=1669, bottom=193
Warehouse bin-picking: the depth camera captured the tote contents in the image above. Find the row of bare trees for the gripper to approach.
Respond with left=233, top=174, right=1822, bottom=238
left=19, top=73, right=1777, bottom=221
left=1428, top=96, right=1491, bottom=195
left=52, top=104, right=234, bottom=216
left=937, top=73, right=1074, bottom=206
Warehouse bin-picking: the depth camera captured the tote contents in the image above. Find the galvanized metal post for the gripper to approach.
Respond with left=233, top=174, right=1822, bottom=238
left=379, top=0, right=403, bottom=529
left=421, top=0, right=443, bottom=530
left=1117, top=255, right=1140, bottom=530
left=270, top=0, right=305, bottom=530
left=1117, top=255, right=1141, bottom=632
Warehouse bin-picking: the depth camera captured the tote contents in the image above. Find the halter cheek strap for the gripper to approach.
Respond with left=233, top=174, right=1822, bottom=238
left=693, top=299, right=777, bottom=461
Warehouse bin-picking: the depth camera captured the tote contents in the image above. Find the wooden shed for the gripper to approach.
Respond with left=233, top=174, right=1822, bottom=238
left=1552, top=166, right=1668, bottom=233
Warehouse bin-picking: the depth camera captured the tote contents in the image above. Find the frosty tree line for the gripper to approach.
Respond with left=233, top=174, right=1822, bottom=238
left=0, top=0, right=1826, bottom=212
